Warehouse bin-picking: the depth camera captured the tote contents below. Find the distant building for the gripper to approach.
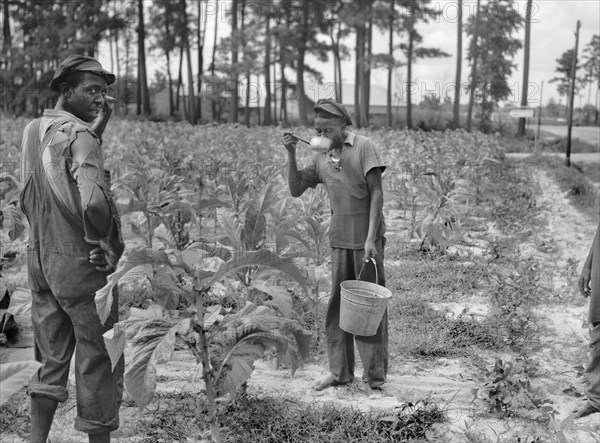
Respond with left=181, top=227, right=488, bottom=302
left=152, top=81, right=406, bottom=125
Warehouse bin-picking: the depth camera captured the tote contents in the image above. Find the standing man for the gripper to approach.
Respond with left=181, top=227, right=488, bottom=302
left=282, top=98, right=388, bottom=391
left=20, top=54, right=125, bottom=443
left=574, top=222, right=600, bottom=418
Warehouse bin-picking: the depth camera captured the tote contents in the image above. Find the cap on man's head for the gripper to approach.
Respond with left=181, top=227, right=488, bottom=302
left=313, top=98, right=353, bottom=126
left=50, top=54, right=115, bottom=92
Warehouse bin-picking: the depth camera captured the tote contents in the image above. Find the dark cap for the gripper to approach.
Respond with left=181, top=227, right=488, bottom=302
left=313, top=98, right=353, bottom=126
left=50, top=54, right=115, bottom=92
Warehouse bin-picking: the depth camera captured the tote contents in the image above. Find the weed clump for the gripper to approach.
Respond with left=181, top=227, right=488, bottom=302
left=218, top=395, right=445, bottom=442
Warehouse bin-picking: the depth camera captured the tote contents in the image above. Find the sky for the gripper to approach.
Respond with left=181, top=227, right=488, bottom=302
left=97, top=0, right=600, bottom=108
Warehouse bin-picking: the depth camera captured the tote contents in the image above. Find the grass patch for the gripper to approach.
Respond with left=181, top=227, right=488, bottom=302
left=388, top=294, right=506, bottom=358
left=528, top=154, right=599, bottom=220
left=0, top=389, right=30, bottom=440
left=538, top=135, right=600, bottom=154
left=385, top=245, right=490, bottom=303
left=141, top=393, right=446, bottom=442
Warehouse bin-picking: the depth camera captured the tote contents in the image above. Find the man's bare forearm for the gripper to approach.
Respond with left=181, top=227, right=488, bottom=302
left=367, top=186, right=383, bottom=241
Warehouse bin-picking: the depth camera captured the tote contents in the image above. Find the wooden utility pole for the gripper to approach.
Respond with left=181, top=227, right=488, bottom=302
left=566, top=20, right=581, bottom=167
left=517, top=0, right=532, bottom=137
left=535, top=81, right=543, bottom=153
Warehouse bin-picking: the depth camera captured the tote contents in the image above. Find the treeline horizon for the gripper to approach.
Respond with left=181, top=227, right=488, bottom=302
left=1, top=1, right=598, bottom=132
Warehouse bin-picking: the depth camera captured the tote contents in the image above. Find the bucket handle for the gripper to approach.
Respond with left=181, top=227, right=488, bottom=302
left=357, top=257, right=378, bottom=284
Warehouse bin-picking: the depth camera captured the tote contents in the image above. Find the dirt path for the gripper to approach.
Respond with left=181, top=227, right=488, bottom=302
left=245, top=169, right=600, bottom=440
left=2, top=169, right=600, bottom=442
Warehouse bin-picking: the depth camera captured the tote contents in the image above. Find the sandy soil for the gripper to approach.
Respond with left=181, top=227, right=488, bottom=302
left=2, top=169, right=600, bottom=442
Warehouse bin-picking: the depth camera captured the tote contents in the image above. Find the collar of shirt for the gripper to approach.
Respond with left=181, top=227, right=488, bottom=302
left=43, top=109, right=90, bottom=127
left=343, top=132, right=356, bottom=147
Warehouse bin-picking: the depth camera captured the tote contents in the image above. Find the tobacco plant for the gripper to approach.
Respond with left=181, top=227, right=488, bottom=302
left=405, top=163, right=473, bottom=251
left=96, top=243, right=311, bottom=442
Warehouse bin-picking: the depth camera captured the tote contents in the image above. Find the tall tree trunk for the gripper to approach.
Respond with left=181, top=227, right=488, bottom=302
left=517, top=0, right=532, bottom=136
left=3, top=0, right=11, bottom=112
left=355, top=16, right=366, bottom=127
left=452, top=0, right=462, bottom=129
left=165, top=12, right=174, bottom=116
left=197, top=0, right=205, bottom=121
left=466, top=0, right=481, bottom=132
left=272, top=38, right=277, bottom=124
left=181, top=0, right=196, bottom=124
left=137, top=0, right=151, bottom=115
left=280, top=57, right=288, bottom=127
left=124, top=27, right=131, bottom=114
left=176, top=44, right=184, bottom=113
left=405, top=12, right=414, bottom=129
left=240, top=0, right=250, bottom=126
left=255, top=74, right=261, bottom=126
left=211, top=0, right=219, bottom=121
left=136, top=56, right=141, bottom=115
left=387, top=0, right=394, bottom=127
left=109, top=29, right=114, bottom=74
left=2, top=0, right=10, bottom=51
left=231, top=0, right=239, bottom=122
left=263, top=7, right=272, bottom=125
left=330, top=27, right=340, bottom=102
left=114, top=28, right=121, bottom=114
left=296, top=0, right=310, bottom=126
left=363, top=3, right=372, bottom=127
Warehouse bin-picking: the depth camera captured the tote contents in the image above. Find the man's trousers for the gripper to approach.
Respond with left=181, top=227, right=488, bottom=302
left=325, top=237, right=388, bottom=387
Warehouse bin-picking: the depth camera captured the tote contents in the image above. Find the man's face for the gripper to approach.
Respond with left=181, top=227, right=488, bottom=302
left=63, top=72, right=108, bottom=123
left=314, top=116, right=346, bottom=150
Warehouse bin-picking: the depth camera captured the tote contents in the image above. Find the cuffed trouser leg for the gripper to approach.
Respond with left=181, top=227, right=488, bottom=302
left=63, top=288, right=124, bottom=434
left=326, top=238, right=388, bottom=386
left=28, top=286, right=124, bottom=435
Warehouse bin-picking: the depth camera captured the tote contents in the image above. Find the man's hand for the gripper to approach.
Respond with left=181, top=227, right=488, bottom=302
left=91, top=95, right=115, bottom=140
left=579, top=265, right=592, bottom=297
left=89, top=239, right=118, bottom=273
left=364, top=238, right=378, bottom=261
left=282, top=133, right=298, bottom=153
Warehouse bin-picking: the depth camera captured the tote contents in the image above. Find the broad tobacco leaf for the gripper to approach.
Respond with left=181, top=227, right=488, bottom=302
left=123, top=317, right=191, bottom=411
left=216, top=332, right=287, bottom=396
left=198, top=249, right=308, bottom=297
left=1, top=204, right=25, bottom=241
left=95, top=248, right=169, bottom=325
left=0, top=360, right=42, bottom=405
left=102, top=323, right=126, bottom=372
left=150, top=265, right=187, bottom=309
left=253, top=283, right=293, bottom=318
left=210, top=302, right=312, bottom=397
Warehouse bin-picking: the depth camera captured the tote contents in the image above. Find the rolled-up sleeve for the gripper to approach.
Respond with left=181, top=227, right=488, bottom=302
left=69, top=129, right=113, bottom=243
left=360, top=139, right=386, bottom=177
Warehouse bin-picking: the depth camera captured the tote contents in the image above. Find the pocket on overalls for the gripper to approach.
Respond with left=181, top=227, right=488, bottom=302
left=26, top=243, right=43, bottom=292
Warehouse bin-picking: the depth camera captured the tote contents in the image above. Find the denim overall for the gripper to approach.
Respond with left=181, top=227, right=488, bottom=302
left=20, top=117, right=124, bottom=434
